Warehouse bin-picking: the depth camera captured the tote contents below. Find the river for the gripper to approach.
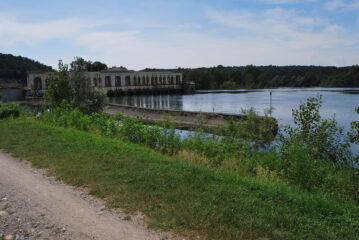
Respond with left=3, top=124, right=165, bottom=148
left=108, top=88, right=359, bottom=154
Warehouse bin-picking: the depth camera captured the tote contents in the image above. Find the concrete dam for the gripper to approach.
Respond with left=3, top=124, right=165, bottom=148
left=26, top=67, right=195, bottom=97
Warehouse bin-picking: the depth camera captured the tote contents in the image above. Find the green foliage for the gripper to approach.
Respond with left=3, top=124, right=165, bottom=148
left=69, top=57, right=107, bottom=72
left=0, top=53, right=52, bottom=85
left=116, top=118, right=181, bottom=154
left=1, top=119, right=359, bottom=240
left=39, top=106, right=181, bottom=154
left=0, top=102, right=29, bottom=119
left=216, top=107, right=277, bottom=145
left=349, top=106, right=359, bottom=145
left=45, top=58, right=107, bottom=113
left=40, top=103, right=115, bottom=134
left=280, top=95, right=353, bottom=167
left=181, top=65, right=359, bottom=89
left=45, top=60, right=72, bottom=107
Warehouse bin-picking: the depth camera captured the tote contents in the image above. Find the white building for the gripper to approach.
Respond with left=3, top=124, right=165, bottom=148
left=27, top=67, right=184, bottom=96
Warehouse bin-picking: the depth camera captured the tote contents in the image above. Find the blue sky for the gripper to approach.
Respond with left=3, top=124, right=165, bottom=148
left=0, top=0, right=358, bottom=69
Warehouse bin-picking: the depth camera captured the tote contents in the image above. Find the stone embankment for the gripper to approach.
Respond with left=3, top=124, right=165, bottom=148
left=106, top=103, right=248, bottom=130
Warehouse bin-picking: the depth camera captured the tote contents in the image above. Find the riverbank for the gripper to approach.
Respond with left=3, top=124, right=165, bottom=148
left=0, top=119, right=358, bottom=240
left=16, top=100, right=278, bottom=133
left=106, top=103, right=249, bottom=130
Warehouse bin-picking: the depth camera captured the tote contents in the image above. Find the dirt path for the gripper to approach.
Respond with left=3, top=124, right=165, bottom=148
left=0, top=150, right=176, bottom=240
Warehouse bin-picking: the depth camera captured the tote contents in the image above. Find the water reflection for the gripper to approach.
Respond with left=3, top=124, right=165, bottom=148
left=109, top=94, right=184, bottom=110
left=108, top=88, right=359, bottom=154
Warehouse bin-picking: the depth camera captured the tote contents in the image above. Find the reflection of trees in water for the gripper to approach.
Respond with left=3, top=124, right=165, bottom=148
left=109, top=95, right=183, bottom=110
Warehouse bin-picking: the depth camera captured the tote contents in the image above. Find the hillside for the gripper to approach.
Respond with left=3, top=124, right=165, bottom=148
left=180, top=65, right=359, bottom=89
left=0, top=53, right=52, bottom=86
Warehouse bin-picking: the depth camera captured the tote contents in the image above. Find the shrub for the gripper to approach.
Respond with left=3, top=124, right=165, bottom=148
left=279, top=95, right=353, bottom=167
left=46, top=58, right=107, bottom=113
left=349, top=107, right=359, bottom=145
left=45, top=60, right=72, bottom=107
left=119, top=118, right=181, bottom=154
left=213, top=107, right=277, bottom=148
left=0, top=103, right=29, bottom=119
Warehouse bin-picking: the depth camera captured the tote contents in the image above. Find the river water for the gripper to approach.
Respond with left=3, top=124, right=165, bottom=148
left=108, top=88, right=359, bottom=154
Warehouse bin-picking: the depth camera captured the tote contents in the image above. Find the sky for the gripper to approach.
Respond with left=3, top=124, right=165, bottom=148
left=0, top=0, right=358, bottom=70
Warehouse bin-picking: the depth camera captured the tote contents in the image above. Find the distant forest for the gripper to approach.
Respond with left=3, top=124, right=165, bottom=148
left=1, top=53, right=358, bottom=89
left=180, top=65, right=359, bottom=90
left=0, top=53, right=52, bottom=86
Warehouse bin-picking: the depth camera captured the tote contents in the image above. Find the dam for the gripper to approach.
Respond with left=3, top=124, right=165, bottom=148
left=26, top=67, right=195, bottom=97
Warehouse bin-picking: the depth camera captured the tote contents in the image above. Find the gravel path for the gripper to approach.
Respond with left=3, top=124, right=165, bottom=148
left=0, top=150, right=177, bottom=240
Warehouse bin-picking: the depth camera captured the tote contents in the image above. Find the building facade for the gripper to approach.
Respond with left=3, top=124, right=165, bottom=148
left=27, top=67, right=184, bottom=96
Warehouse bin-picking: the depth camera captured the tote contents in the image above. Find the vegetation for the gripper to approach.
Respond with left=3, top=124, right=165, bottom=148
left=349, top=107, right=359, bottom=145
left=1, top=76, right=359, bottom=239
left=280, top=95, right=353, bottom=167
left=46, top=58, right=107, bottom=113
left=1, top=119, right=359, bottom=240
left=34, top=95, right=359, bottom=204
left=0, top=102, right=29, bottom=119
left=179, top=65, right=359, bottom=89
left=0, top=53, right=52, bottom=85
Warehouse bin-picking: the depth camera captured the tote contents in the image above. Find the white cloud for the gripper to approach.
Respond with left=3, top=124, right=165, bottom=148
left=325, top=0, right=359, bottom=11
left=259, top=0, right=316, bottom=4
left=73, top=26, right=358, bottom=69
left=0, top=14, right=106, bottom=46
left=0, top=10, right=358, bottom=69
left=205, top=8, right=357, bottom=50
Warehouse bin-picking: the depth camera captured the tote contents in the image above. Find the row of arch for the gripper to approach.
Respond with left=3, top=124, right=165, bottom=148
left=101, top=75, right=181, bottom=88
left=106, top=87, right=182, bottom=96
left=31, top=75, right=182, bottom=91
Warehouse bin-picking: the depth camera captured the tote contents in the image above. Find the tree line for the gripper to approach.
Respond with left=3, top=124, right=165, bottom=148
left=1, top=53, right=358, bottom=89
left=180, top=65, right=359, bottom=89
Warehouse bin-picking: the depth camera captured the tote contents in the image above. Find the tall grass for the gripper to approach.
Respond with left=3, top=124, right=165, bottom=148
left=1, top=119, right=359, bottom=240
left=36, top=99, right=359, bottom=204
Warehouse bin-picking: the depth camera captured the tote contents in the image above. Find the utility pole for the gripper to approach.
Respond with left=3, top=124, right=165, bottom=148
left=270, top=91, right=272, bottom=117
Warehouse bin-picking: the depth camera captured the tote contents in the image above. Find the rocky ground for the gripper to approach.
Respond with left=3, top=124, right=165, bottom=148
left=0, top=186, right=71, bottom=240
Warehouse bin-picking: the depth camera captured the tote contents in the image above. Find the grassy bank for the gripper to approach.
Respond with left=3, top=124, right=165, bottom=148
left=0, top=119, right=358, bottom=239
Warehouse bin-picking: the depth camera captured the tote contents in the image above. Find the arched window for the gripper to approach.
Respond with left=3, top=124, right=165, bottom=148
left=45, top=78, right=49, bottom=89
left=34, top=77, right=42, bottom=90
left=176, top=75, right=181, bottom=84
left=115, top=76, right=121, bottom=87
left=125, top=76, right=131, bottom=86
left=105, top=76, right=112, bottom=87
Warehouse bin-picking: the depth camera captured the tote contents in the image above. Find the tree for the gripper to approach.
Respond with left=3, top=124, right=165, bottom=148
left=69, top=57, right=107, bottom=113
left=45, top=60, right=72, bottom=107
left=280, top=95, right=353, bottom=167
left=349, top=107, right=359, bottom=145
left=46, top=58, right=107, bottom=113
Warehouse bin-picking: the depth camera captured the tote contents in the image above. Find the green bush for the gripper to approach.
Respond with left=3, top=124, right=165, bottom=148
left=280, top=95, right=353, bottom=167
left=119, top=118, right=181, bottom=154
left=45, top=59, right=107, bottom=114
left=0, top=103, right=29, bottom=119
left=349, top=106, right=359, bottom=145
